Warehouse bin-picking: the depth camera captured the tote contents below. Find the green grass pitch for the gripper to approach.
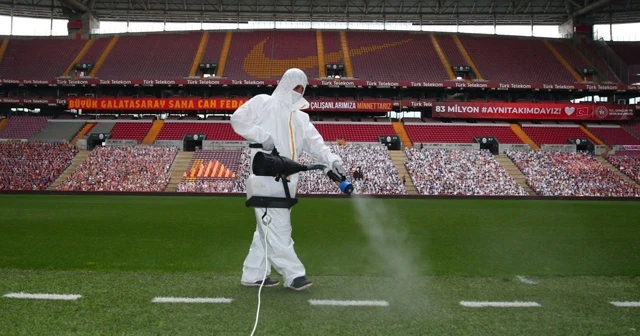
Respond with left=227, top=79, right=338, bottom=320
left=0, top=194, right=639, bottom=335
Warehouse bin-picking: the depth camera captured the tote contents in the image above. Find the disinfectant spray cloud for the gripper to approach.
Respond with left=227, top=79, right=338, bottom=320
left=349, top=193, right=432, bottom=312
left=350, top=194, right=421, bottom=278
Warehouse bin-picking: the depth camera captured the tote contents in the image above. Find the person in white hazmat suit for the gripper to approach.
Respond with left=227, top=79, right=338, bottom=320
left=230, top=68, right=346, bottom=291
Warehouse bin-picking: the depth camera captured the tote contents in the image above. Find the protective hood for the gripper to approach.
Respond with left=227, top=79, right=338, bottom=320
left=271, top=68, right=309, bottom=111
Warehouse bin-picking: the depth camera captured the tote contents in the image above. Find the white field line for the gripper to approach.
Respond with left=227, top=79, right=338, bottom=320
left=610, top=301, right=640, bottom=307
left=152, top=297, right=233, bottom=303
left=516, top=276, right=538, bottom=285
left=460, top=301, right=541, bottom=307
left=308, top=299, right=389, bottom=307
left=3, top=292, right=82, bottom=301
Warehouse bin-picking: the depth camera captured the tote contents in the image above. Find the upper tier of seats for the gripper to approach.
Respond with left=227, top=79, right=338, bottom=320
left=520, top=125, right=590, bottom=145
left=346, top=31, right=448, bottom=82
left=0, top=39, right=85, bottom=79
left=458, top=35, right=576, bottom=84
left=404, top=124, right=523, bottom=144
left=225, top=30, right=319, bottom=79
left=0, top=116, right=50, bottom=139
left=607, top=42, right=640, bottom=65
left=155, top=122, right=243, bottom=141
left=0, top=31, right=632, bottom=84
left=586, top=125, right=640, bottom=146
left=96, top=33, right=202, bottom=79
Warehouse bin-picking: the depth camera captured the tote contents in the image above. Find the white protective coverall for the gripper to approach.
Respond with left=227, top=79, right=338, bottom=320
left=230, top=68, right=343, bottom=288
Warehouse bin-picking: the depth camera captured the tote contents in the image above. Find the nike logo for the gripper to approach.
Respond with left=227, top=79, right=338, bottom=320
left=242, top=37, right=412, bottom=78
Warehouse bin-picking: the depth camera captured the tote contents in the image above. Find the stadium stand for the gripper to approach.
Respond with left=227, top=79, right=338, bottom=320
left=88, top=121, right=117, bottom=134
left=622, top=122, right=640, bottom=139
left=0, top=39, right=85, bottom=79
left=520, top=124, right=590, bottom=144
left=156, top=121, right=243, bottom=141
left=605, top=154, right=640, bottom=185
left=30, top=120, right=86, bottom=142
left=548, top=41, right=595, bottom=79
left=96, top=32, right=201, bottom=79
left=199, top=32, right=227, bottom=74
left=176, top=149, right=241, bottom=193
left=176, top=144, right=405, bottom=195
left=0, top=142, right=78, bottom=190
left=224, top=30, right=319, bottom=79
left=57, top=146, right=178, bottom=192
left=608, top=42, right=640, bottom=65
left=297, top=143, right=406, bottom=195
left=346, top=31, right=448, bottom=82
left=585, top=125, right=640, bottom=146
left=435, top=34, right=469, bottom=78
left=456, top=35, right=576, bottom=84
left=108, top=122, right=154, bottom=143
left=312, top=122, right=397, bottom=142
left=77, top=38, right=111, bottom=73
left=404, top=123, right=524, bottom=144
left=405, top=148, right=528, bottom=196
left=506, top=150, right=639, bottom=197
left=0, top=116, right=50, bottom=139
left=321, top=31, right=345, bottom=74
left=581, top=44, right=621, bottom=83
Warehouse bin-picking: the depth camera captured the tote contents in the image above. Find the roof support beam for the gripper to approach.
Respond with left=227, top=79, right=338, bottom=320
left=58, top=0, right=89, bottom=12
left=571, top=0, right=611, bottom=17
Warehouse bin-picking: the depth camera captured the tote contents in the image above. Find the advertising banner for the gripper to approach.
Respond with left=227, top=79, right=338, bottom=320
left=65, top=97, right=394, bottom=112
left=303, top=99, right=393, bottom=112
left=2, top=77, right=639, bottom=92
left=67, top=97, right=248, bottom=110
left=432, top=102, right=634, bottom=121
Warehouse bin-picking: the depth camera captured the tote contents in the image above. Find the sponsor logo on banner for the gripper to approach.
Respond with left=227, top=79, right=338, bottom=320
left=595, top=105, right=609, bottom=119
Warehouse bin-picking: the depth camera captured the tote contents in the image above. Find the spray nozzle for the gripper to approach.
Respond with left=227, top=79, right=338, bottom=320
left=326, top=170, right=354, bottom=195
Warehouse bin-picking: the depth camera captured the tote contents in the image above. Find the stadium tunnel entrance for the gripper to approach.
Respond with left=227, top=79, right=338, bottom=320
left=474, top=137, right=499, bottom=154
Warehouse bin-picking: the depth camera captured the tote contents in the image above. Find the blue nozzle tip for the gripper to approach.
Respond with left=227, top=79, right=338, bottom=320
left=339, top=181, right=353, bottom=195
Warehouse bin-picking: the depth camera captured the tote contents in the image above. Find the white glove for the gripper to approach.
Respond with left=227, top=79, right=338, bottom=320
left=262, top=136, right=275, bottom=152
left=332, top=161, right=346, bottom=177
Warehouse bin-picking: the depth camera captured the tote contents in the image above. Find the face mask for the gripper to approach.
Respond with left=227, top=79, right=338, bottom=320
left=291, top=90, right=303, bottom=104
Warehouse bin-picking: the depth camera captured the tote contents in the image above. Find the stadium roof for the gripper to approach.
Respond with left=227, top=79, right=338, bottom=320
left=1, top=0, right=639, bottom=26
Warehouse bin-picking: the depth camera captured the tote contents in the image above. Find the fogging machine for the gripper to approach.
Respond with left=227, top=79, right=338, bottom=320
left=245, top=144, right=353, bottom=209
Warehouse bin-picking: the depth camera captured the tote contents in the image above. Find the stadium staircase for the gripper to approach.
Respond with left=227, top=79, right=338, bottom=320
left=164, top=151, right=195, bottom=192
left=510, top=124, right=540, bottom=150
left=48, top=150, right=89, bottom=190
left=217, top=32, right=233, bottom=77
left=429, top=34, right=455, bottom=80
left=71, top=122, right=96, bottom=145
left=63, top=39, right=94, bottom=77
left=0, top=118, right=8, bottom=132
left=189, top=32, right=209, bottom=77
left=89, top=36, right=119, bottom=77
left=0, top=39, right=9, bottom=63
left=494, top=155, right=537, bottom=196
left=143, top=120, right=164, bottom=145
left=543, top=40, right=583, bottom=82
left=316, top=31, right=326, bottom=78
left=388, top=151, right=418, bottom=195
left=339, top=31, right=354, bottom=77
left=392, top=121, right=412, bottom=148
left=595, top=156, right=640, bottom=188
left=452, top=35, right=483, bottom=80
